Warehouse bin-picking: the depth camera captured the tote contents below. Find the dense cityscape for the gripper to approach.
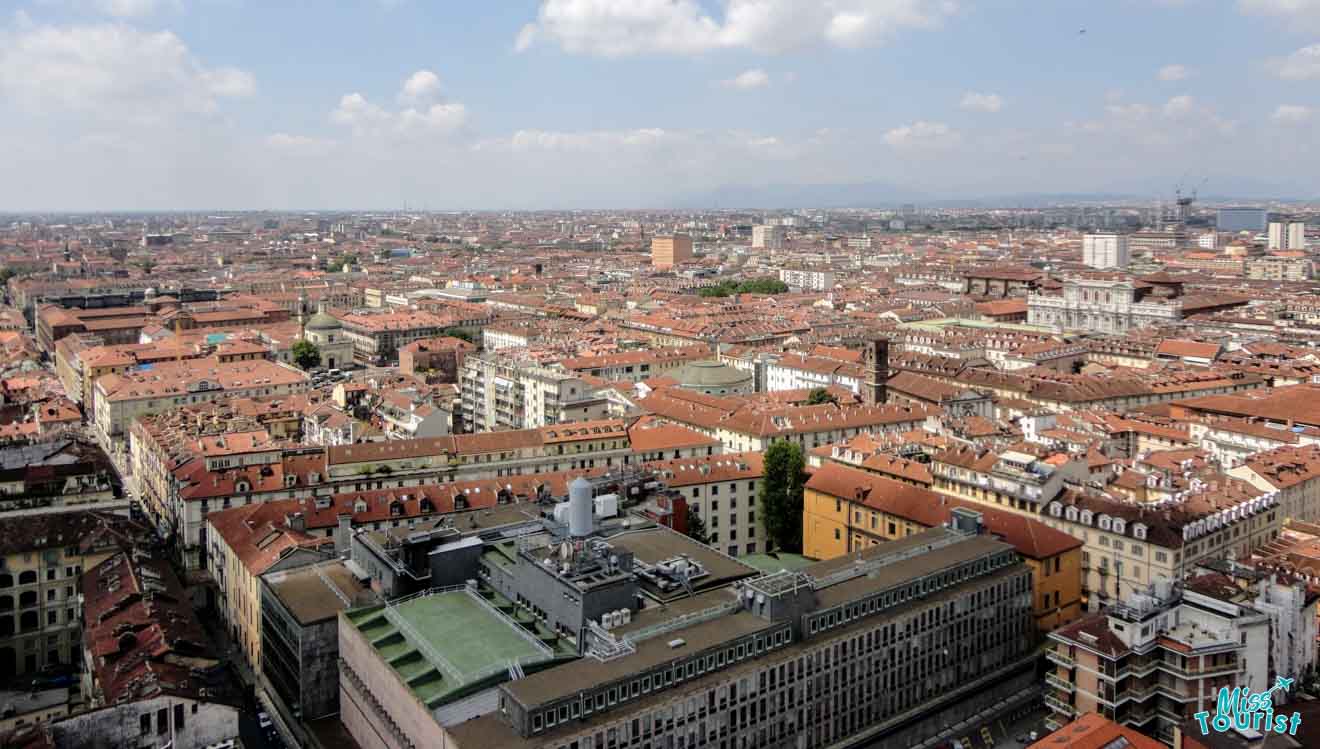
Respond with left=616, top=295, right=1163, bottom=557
left=6, top=2, right=1320, bottom=749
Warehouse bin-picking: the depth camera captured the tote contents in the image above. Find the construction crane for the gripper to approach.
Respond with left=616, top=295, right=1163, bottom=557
left=1172, top=175, right=1208, bottom=225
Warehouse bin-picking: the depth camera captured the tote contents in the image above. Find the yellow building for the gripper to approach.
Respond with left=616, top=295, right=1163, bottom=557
left=206, top=504, right=334, bottom=671
left=804, top=462, right=1084, bottom=633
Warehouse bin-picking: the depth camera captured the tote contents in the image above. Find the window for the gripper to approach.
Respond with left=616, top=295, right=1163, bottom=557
left=140, top=714, right=151, bottom=735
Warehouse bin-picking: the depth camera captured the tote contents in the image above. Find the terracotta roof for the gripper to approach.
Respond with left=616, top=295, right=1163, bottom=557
left=806, top=463, right=1080, bottom=559
left=1028, top=712, right=1164, bottom=749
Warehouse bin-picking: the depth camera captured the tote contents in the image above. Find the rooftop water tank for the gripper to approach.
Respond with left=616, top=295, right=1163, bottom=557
left=569, top=477, right=593, bottom=537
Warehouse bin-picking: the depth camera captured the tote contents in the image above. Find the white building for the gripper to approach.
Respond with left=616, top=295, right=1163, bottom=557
left=751, top=224, right=785, bottom=250
left=1082, top=233, right=1130, bottom=269
left=1269, top=221, right=1306, bottom=251
left=1028, top=277, right=1181, bottom=333
left=779, top=268, right=835, bottom=292
left=460, top=352, right=609, bottom=431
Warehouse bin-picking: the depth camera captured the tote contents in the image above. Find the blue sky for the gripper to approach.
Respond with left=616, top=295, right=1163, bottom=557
left=1, top=0, right=1318, bottom=210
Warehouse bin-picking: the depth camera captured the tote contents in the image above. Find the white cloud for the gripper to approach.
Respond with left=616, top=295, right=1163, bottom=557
left=265, top=133, right=337, bottom=149
left=0, top=22, right=254, bottom=120
left=959, top=92, right=1003, bottom=112
left=1163, top=94, right=1196, bottom=118
left=883, top=120, right=959, bottom=148
left=1271, top=104, right=1313, bottom=123
left=476, top=128, right=672, bottom=153
left=1269, top=43, right=1320, bottom=79
left=1157, top=64, right=1191, bottom=81
left=398, top=69, right=441, bottom=105
left=719, top=68, right=770, bottom=89
left=93, top=0, right=180, bottom=17
left=516, top=0, right=959, bottom=57
left=331, top=71, right=467, bottom=137
left=201, top=67, right=256, bottom=98
left=1240, top=0, right=1320, bottom=27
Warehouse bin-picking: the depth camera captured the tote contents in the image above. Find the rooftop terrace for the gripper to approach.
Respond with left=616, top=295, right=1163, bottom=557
left=346, top=586, right=571, bottom=711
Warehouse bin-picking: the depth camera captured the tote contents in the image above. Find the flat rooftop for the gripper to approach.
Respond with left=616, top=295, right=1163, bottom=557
left=347, top=588, right=560, bottom=709
left=265, top=561, right=373, bottom=625
left=604, top=524, right=759, bottom=598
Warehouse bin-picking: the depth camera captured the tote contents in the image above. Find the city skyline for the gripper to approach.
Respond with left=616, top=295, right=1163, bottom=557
left=1, top=1, right=1320, bottom=211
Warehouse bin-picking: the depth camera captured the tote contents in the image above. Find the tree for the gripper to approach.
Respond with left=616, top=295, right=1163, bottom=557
left=759, top=440, right=806, bottom=553
left=806, top=388, right=838, bottom=406
left=134, top=258, right=157, bottom=274
left=291, top=339, right=321, bottom=370
left=735, top=277, right=789, bottom=295
left=442, top=327, right=475, bottom=344
left=685, top=507, right=708, bottom=545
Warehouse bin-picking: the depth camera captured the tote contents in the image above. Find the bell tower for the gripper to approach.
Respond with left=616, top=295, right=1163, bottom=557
left=862, top=337, right=888, bottom=406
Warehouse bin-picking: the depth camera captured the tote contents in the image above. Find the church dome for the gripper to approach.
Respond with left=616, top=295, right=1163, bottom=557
left=305, top=311, right=341, bottom=331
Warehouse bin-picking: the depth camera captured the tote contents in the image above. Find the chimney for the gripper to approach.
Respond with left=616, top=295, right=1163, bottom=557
left=950, top=507, right=983, bottom=535
left=335, top=512, right=352, bottom=556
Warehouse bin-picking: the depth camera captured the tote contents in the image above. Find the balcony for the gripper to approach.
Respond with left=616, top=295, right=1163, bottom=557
left=1045, top=673, right=1074, bottom=693
left=1043, top=692, right=1076, bottom=717
left=1046, top=649, right=1075, bottom=668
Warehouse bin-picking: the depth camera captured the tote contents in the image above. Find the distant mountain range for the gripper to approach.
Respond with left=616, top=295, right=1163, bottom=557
left=676, top=177, right=1318, bottom=210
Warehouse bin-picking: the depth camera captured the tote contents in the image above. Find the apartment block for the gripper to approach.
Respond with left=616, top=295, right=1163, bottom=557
left=1044, top=572, right=1316, bottom=744
left=460, top=351, right=609, bottom=431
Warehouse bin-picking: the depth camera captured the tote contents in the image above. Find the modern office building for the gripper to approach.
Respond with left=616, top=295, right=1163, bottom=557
left=1217, top=207, right=1268, bottom=233
left=262, top=560, right=379, bottom=720
left=1082, top=233, right=1130, bottom=269
left=339, top=497, right=1038, bottom=749
left=652, top=234, right=694, bottom=269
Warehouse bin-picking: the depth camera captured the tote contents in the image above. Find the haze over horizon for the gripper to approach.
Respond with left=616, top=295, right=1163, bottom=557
left=3, top=0, right=1320, bottom=211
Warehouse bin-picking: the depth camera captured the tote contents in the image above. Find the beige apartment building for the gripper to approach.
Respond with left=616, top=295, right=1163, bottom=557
left=651, top=234, right=693, bottom=268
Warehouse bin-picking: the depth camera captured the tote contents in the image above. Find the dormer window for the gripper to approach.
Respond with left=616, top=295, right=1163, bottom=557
left=1065, top=506, right=1078, bottom=522
left=1098, top=515, right=1112, bottom=531
left=1049, top=502, right=1063, bottom=517
left=236, top=480, right=250, bottom=494
left=1133, top=523, right=1147, bottom=540
left=285, top=475, right=297, bottom=488
left=1080, top=510, right=1093, bottom=525
left=1113, top=519, right=1126, bottom=535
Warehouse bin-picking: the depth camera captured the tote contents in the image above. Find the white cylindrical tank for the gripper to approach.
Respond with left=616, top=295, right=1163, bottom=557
left=569, top=477, right=593, bottom=537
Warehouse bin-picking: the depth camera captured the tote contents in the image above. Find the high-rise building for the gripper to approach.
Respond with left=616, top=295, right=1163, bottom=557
left=1216, top=207, right=1268, bottom=233
left=1268, top=221, right=1306, bottom=250
left=750, top=224, right=784, bottom=250
left=1082, top=233, right=1130, bottom=269
left=651, top=234, right=693, bottom=268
